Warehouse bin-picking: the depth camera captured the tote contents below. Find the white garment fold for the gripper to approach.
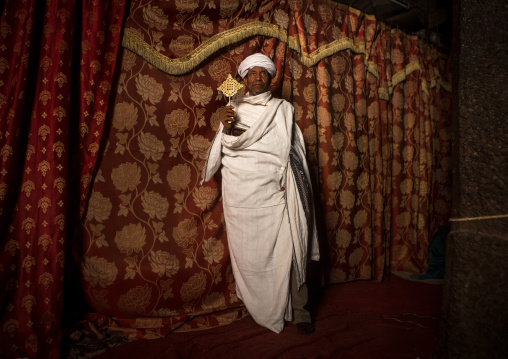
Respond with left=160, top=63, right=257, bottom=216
left=201, top=92, right=319, bottom=333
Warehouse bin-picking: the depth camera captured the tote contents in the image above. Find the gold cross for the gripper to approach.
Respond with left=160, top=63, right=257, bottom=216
left=217, top=74, right=244, bottom=106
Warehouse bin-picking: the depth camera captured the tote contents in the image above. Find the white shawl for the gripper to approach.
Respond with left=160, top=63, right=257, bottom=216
left=202, top=92, right=319, bottom=333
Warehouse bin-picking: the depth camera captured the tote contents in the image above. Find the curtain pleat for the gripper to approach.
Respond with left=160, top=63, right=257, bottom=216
left=77, top=0, right=452, bottom=338
left=0, top=0, right=452, bottom=351
left=0, top=0, right=126, bottom=357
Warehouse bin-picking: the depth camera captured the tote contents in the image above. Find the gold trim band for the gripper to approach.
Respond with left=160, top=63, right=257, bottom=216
left=122, top=21, right=451, bottom=96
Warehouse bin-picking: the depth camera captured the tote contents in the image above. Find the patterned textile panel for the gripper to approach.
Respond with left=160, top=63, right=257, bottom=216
left=78, top=0, right=452, bottom=338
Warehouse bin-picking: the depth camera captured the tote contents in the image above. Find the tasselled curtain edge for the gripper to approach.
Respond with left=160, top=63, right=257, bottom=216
left=121, top=21, right=451, bottom=101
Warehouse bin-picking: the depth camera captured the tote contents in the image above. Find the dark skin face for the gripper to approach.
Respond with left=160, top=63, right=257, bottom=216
left=242, top=66, right=271, bottom=96
left=219, top=66, right=272, bottom=133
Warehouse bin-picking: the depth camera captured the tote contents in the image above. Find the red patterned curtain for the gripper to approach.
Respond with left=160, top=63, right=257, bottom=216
left=0, top=0, right=125, bottom=357
left=76, top=0, right=452, bottom=340
left=0, top=0, right=452, bottom=353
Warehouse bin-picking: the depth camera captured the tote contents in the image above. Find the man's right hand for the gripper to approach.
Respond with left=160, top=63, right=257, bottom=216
left=219, top=105, right=237, bottom=132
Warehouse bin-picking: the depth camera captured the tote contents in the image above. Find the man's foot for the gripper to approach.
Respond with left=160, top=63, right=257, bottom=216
left=295, top=322, right=314, bottom=335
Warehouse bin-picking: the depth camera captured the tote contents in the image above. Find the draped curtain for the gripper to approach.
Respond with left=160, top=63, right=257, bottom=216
left=77, top=0, right=451, bottom=339
left=0, top=0, right=126, bottom=357
left=0, top=0, right=451, bottom=355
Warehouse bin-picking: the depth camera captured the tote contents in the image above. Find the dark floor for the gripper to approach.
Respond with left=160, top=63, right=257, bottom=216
left=65, top=272, right=443, bottom=359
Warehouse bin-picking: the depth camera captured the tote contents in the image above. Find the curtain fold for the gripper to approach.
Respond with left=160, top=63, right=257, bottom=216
left=76, top=0, right=452, bottom=339
left=0, top=0, right=126, bottom=357
left=0, top=0, right=452, bottom=353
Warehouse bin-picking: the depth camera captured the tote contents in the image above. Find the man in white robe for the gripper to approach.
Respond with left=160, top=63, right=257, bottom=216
left=202, top=53, right=319, bottom=334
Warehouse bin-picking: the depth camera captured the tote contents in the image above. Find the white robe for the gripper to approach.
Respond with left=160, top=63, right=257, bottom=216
left=201, top=91, right=319, bottom=333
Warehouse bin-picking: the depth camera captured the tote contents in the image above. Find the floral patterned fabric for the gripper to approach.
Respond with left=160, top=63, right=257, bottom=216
left=0, top=0, right=125, bottom=357
left=78, top=0, right=452, bottom=339
left=0, top=0, right=452, bottom=351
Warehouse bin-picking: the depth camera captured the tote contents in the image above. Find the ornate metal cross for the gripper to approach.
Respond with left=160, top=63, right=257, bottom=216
left=217, top=74, right=244, bottom=106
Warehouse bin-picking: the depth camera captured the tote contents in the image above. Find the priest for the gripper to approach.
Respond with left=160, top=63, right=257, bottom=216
left=202, top=53, right=319, bottom=335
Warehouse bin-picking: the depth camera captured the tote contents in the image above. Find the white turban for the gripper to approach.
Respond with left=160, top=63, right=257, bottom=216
left=237, top=53, right=277, bottom=79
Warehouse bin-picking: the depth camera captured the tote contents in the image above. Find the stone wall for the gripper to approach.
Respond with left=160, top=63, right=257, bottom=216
left=436, top=0, right=508, bottom=358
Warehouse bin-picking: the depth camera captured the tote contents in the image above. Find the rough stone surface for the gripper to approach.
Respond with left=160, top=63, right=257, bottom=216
left=436, top=0, right=508, bottom=358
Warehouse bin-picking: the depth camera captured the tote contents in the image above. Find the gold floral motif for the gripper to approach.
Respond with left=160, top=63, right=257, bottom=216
left=149, top=250, right=179, bottom=277
left=2, top=319, right=19, bottom=337
left=94, top=111, right=105, bottom=126
left=340, top=189, right=355, bottom=209
left=0, top=93, right=6, bottom=109
left=353, top=209, right=367, bottom=228
left=54, top=72, right=67, bottom=87
left=192, top=186, right=218, bottom=211
left=326, top=211, right=339, bottom=230
left=86, top=191, right=112, bottom=223
left=327, top=171, right=342, bottom=191
left=112, top=101, right=138, bottom=131
left=173, top=218, right=198, bottom=248
left=80, top=122, right=89, bottom=137
left=118, top=284, right=152, bottom=313
left=274, top=9, right=289, bottom=29
left=166, top=164, right=191, bottom=192
left=38, top=196, right=51, bottom=213
left=191, top=14, right=213, bottom=35
left=82, top=256, right=118, bottom=288
left=56, top=8, right=71, bottom=22
left=5, top=239, right=18, bottom=256
left=53, top=106, right=66, bottom=121
left=303, top=84, right=316, bottom=103
left=53, top=141, right=65, bottom=158
left=348, top=247, right=363, bottom=267
left=180, top=272, right=206, bottom=302
left=187, top=134, right=210, bottom=159
left=111, top=162, right=141, bottom=193
left=141, top=191, right=169, bottom=220
left=38, top=124, right=50, bottom=140
left=336, top=229, right=352, bottom=249
left=318, top=148, right=329, bottom=168
left=138, top=132, right=165, bottom=161
left=22, top=255, right=36, bottom=272
left=38, top=160, right=51, bottom=176
left=189, top=82, right=213, bottom=106
left=175, top=0, right=199, bottom=13
left=0, top=144, right=12, bottom=162
left=99, top=80, right=111, bottom=95
left=201, top=292, right=226, bottom=310
left=396, top=211, right=411, bottom=227
left=0, top=57, right=9, bottom=74
left=164, top=109, right=190, bottom=136
left=0, top=22, right=12, bottom=39
left=135, top=74, right=164, bottom=104
left=82, top=173, right=93, bottom=190
left=57, top=251, right=65, bottom=268
left=208, top=59, right=232, bottom=83
left=53, top=177, right=65, bottom=194
left=22, top=218, right=36, bottom=234
left=39, top=89, right=51, bottom=105
left=114, top=223, right=146, bottom=255
left=55, top=213, right=65, bottom=231
left=343, top=151, right=359, bottom=170
left=39, top=272, right=53, bottom=289
left=169, top=35, right=195, bottom=57
left=219, top=0, right=239, bottom=17
left=122, top=49, right=137, bottom=71
left=331, top=132, right=344, bottom=151
left=202, top=237, right=224, bottom=264
left=83, top=91, right=95, bottom=105
left=41, top=311, right=56, bottom=328
left=0, top=183, right=6, bottom=201
left=38, top=234, right=52, bottom=251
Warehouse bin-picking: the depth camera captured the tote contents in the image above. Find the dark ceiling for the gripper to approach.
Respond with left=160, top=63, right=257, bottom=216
left=334, top=0, right=453, bottom=50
